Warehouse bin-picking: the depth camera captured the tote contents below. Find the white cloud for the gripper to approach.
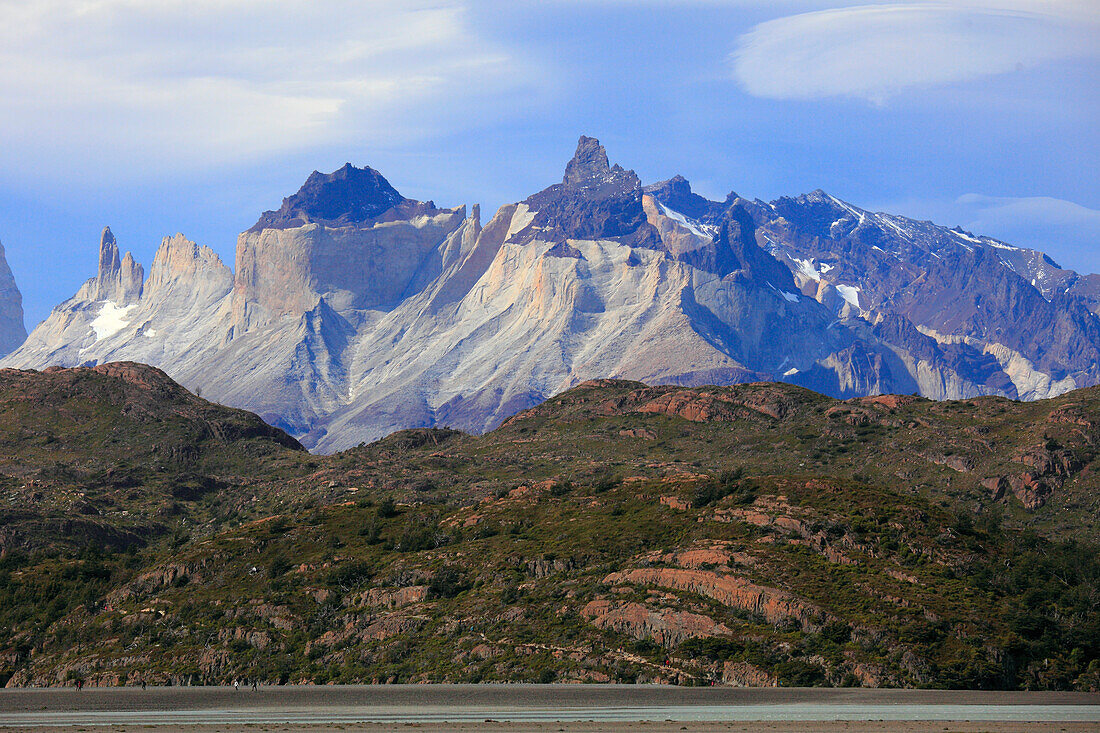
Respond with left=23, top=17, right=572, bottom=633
left=954, top=194, right=1100, bottom=260
left=731, top=1, right=1100, bottom=102
left=955, top=193, right=1100, bottom=273
left=956, top=193, right=1100, bottom=230
left=0, top=0, right=531, bottom=177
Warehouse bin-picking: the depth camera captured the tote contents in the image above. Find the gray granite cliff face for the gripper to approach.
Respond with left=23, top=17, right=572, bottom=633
left=0, top=239, right=25, bottom=356
left=88, top=227, right=144, bottom=303
left=5, top=140, right=1099, bottom=450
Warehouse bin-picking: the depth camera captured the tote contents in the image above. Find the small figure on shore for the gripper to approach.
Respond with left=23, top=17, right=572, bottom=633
left=75, top=679, right=84, bottom=691
left=141, top=680, right=146, bottom=691
left=251, top=680, right=258, bottom=691
left=234, top=679, right=240, bottom=691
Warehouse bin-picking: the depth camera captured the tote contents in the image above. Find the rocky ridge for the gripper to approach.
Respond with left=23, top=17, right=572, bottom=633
left=4, top=136, right=1099, bottom=450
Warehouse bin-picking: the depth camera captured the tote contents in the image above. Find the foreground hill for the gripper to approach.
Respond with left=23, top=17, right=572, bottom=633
left=7, top=137, right=1100, bottom=450
left=0, top=366, right=1098, bottom=690
left=0, top=362, right=306, bottom=554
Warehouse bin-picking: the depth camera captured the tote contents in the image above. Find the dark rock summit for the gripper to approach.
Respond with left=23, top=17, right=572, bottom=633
left=524, top=136, right=652, bottom=241
left=561, top=135, right=638, bottom=191
left=250, top=163, right=435, bottom=231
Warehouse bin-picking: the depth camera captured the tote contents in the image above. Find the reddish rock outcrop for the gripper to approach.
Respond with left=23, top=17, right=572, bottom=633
left=983, top=443, right=1084, bottom=509
left=1008, top=472, right=1050, bottom=510
left=859, top=394, right=918, bottom=410
left=602, top=568, right=818, bottom=629
left=359, top=614, right=425, bottom=642
left=641, top=544, right=756, bottom=569
left=638, top=390, right=736, bottom=423
left=351, top=585, right=428, bottom=610
left=581, top=600, right=730, bottom=646
left=1046, top=403, right=1096, bottom=428
left=722, top=661, right=778, bottom=687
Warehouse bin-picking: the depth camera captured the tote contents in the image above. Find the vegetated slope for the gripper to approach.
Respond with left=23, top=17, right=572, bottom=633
left=0, top=370, right=1098, bottom=690
left=0, top=362, right=308, bottom=554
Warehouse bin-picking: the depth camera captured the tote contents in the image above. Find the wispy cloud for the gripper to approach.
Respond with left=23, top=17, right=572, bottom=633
left=956, top=193, right=1100, bottom=273
left=957, top=194, right=1100, bottom=230
left=0, top=0, right=531, bottom=177
left=731, top=1, right=1100, bottom=103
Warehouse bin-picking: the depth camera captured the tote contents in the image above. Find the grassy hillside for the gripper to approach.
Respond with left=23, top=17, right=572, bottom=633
left=0, top=368, right=1098, bottom=690
left=0, top=362, right=309, bottom=553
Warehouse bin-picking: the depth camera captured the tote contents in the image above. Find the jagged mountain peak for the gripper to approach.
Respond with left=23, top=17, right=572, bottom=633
left=250, top=163, right=431, bottom=232
left=786, top=189, right=853, bottom=210
left=98, top=226, right=119, bottom=276
left=563, top=134, right=642, bottom=188
left=145, top=232, right=233, bottom=298
left=562, top=135, right=607, bottom=185
left=560, top=135, right=640, bottom=192
left=90, top=226, right=142, bottom=304
left=644, top=175, right=731, bottom=223
left=644, top=174, right=692, bottom=198
left=522, top=135, right=648, bottom=241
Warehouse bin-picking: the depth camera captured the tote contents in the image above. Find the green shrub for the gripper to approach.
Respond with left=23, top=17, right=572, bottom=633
left=678, top=637, right=744, bottom=661
left=377, top=498, right=398, bottom=519
left=326, top=561, right=372, bottom=590
left=820, top=621, right=851, bottom=644
left=268, top=556, right=292, bottom=578
left=428, top=566, right=470, bottom=599
left=773, top=659, right=827, bottom=687
left=692, top=468, right=754, bottom=508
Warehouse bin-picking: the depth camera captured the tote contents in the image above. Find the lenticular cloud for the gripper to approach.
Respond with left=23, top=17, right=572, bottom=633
left=730, top=3, right=1099, bottom=102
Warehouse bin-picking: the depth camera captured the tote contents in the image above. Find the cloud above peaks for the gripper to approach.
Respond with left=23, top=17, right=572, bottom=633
left=0, top=1, right=528, bottom=179
left=954, top=193, right=1100, bottom=274
left=731, top=2, right=1100, bottom=102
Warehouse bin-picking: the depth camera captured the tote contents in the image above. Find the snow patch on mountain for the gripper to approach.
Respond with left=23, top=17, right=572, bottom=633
left=793, top=258, right=824, bottom=282
left=657, top=202, right=711, bottom=239
left=90, top=302, right=135, bottom=340
left=836, top=284, right=861, bottom=310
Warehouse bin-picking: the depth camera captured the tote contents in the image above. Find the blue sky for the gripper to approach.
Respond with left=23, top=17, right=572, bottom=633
left=1, top=0, right=1097, bottom=328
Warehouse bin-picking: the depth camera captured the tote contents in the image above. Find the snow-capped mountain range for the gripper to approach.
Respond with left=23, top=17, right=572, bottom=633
left=2, top=136, right=1097, bottom=451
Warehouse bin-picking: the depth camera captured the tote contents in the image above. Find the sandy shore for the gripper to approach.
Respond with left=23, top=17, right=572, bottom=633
left=3, top=685, right=1097, bottom=710
left=1, top=685, right=1096, bottom=732
left=3, top=723, right=1100, bottom=733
